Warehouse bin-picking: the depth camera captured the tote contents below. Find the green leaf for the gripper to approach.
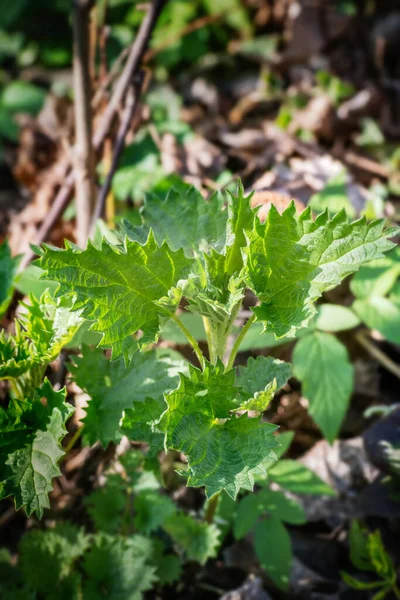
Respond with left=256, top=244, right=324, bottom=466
left=236, top=355, right=292, bottom=412
left=37, top=233, right=194, bottom=359
left=130, top=186, right=227, bottom=256
left=225, top=181, right=255, bottom=276
left=353, top=296, right=400, bottom=344
left=234, top=488, right=305, bottom=540
left=268, top=459, right=335, bottom=495
left=348, top=521, right=375, bottom=571
left=159, top=361, right=279, bottom=498
left=82, top=534, right=157, bottom=600
left=315, top=304, right=360, bottom=332
left=21, top=292, right=84, bottom=363
left=134, top=490, right=175, bottom=534
left=0, top=380, right=73, bottom=517
left=70, top=346, right=186, bottom=447
left=163, top=512, right=220, bottom=565
left=0, top=240, right=19, bottom=318
left=367, top=530, right=396, bottom=581
left=245, top=203, right=398, bottom=339
left=350, top=248, right=400, bottom=344
left=293, top=331, right=354, bottom=442
left=121, top=397, right=165, bottom=460
left=14, top=264, right=57, bottom=299
left=1, top=81, right=46, bottom=115
left=153, top=552, right=182, bottom=586
left=254, top=517, right=292, bottom=590
left=356, top=118, right=385, bottom=148
left=0, top=291, right=83, bottom=382
left=309, top=171, right=355, bottom=218
left=85, top=476, right=127, bottom=534
left=350, top=248, right=400, bottom=300
left=19, top=524, right=88, bottom=596
left=0, top=324, right=32, bottom=380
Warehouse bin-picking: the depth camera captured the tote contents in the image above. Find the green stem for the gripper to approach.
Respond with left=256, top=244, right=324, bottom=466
left=204, top=492, right=219, bottom=524
left=226, top=313, right=256, bottom=371
left=171, top=313, right=205, bottom=370
left=394, top=584, right=400, bottom=600
left=62, top=425, right=84, bottom=457
left=202, top=316, right=216, bottom=364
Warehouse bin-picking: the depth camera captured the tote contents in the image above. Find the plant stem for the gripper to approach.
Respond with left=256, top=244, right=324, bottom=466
left=63, top=425, right=84, bottom=457
left=226, top=313, right=256, bottom=371
left=72, top=0, right=96, bottom=247
left=355, top=330, right=400, bottom=381
left=171, top=314, right=205, bottom=370
left=204, top=493, right=219, bottom=524
left=202, top=316, right=216, bottom=364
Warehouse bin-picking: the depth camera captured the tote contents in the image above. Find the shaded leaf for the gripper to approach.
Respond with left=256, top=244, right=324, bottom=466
left=254, top=517, right=292, bottom=590
left=163, top=512, right=220, bottom=565
left=0, top=240, right=19, bottom=318
left=236, top=355, right=292, bottom=412
left=70, top=346, right=186, bottom=447
left=0, top=380, right=73, bottom=517
left=159, top=361, right=279, bottom=498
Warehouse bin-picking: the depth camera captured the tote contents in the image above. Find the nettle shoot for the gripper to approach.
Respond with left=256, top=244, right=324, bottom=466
left=1, top=181, right=398, bottom=517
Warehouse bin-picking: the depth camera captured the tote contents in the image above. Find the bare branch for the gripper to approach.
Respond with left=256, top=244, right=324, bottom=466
left=91, top=71, right=145, bottom=232
left=20, top=0, right=168, bottom=269
left=72, top=0, right=96, bottom=247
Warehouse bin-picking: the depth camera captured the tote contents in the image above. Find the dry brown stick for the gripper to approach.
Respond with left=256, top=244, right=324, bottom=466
left=92, top=0, right=168, bottom=149
left=72, top=0, right=97, bottom=247
left=91, top=71, right=145, bottom=232
left=20, top=0, right=167, bottom=269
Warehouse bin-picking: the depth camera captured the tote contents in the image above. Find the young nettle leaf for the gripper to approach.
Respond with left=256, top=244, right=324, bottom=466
left=163, top=512, right=220, bottom=565
left=19, top=524, right=89, bottom=596
left=37, top=233, right=194, bottom=359
left=236, top=355, right=292, bottom=412
left=0, top=379, right=73, bottom=517
left=0, top=239, right=19, bottom=319
left=225, top=181, right=255, bottom=275
left=158, top=361, right=279, bottom=498
left=127, top=186, right=228, bottom=255
left=0, top=325, right=32, bottom=380
left=0, top=291, right=83, bottom=386
left=21, top=291, right=84, bottom=364
left=82, top=534, right=157, bottom=600
left=70, top=346, right=186, bottom=447
left=245, top=203, right=398, bottom=338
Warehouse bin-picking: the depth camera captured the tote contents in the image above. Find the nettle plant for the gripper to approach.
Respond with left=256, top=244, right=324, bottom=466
left=0, top=181, right=398, bottom=519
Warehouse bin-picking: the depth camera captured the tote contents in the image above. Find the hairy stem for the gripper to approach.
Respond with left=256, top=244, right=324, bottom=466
left=171, top=314, right=205, bottom=370
left=202, top=316, right=216, bottom=364
left=226, top=313, right=256, bottom=371
left=355, top=330, right=400, bottom=381
left=204, top=493, right=219, bottom=524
